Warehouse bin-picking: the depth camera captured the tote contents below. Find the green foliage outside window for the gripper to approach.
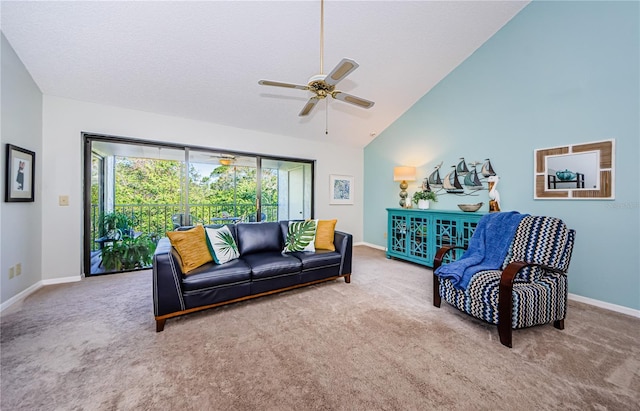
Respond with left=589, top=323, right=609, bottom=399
left=92, top=154, right=285, bottom=271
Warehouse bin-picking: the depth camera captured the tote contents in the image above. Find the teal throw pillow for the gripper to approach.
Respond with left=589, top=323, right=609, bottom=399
left=205, top=226, right=240, bottom=264
left=283, top=220, right=317, bottom=253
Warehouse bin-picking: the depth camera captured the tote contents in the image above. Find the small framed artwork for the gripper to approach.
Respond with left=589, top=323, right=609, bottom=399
left=5, top=144, right=35, bottom=202
left=329, top=174, right=354, bottom=205
left=534, top=139, right=614, bottom=200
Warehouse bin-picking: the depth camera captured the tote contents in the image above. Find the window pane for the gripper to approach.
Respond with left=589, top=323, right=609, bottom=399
left=188, top=151, right=257, bottom=223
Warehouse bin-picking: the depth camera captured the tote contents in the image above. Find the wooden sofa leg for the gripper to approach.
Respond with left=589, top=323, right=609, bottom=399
left=344, top=274, right=351, bottom=283
left=156, top=318, right=166, bottom=332
left=554, top=319, right=564, bottom=330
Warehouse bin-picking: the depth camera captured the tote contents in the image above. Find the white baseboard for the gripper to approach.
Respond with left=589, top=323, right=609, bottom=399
left=1, top=275, right=81, bottom=313
left=42, top=275, right=82, bottom=286
left=356, top=244, right=639, bottom=318
left=568, top=293, right=640, bottom=318
left=0, top=281, right=43, bottom=312
left=357, top=242, right=386, bottom=251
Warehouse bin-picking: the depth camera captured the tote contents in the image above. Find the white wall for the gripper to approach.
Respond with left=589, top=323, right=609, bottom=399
left=42, top=96, right=364, bottom=280
left=0, top=33, right=43, bottom=304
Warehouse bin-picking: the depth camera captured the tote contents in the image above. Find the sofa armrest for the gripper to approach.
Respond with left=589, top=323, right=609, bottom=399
left=153, top=238, right=186, bottom=317
left=334, top=230, right=352, bottom=275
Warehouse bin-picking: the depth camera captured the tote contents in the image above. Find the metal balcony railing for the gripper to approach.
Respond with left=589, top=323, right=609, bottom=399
left=90, top=203, right=279, bottom=251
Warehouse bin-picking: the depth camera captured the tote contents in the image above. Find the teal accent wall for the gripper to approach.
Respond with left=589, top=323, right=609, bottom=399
left=364, top=1, right=639, bottom=310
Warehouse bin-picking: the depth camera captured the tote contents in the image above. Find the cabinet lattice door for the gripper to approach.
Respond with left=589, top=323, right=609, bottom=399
left=386, top=208, right=484, bottom=267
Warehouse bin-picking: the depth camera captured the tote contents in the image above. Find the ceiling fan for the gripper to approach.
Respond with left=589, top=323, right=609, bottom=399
left=258, top=0, right=374, bottom=117
left=208, top=153, right=236, bottom=166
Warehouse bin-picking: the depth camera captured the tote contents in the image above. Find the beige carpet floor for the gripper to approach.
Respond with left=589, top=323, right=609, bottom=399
left=1, top=246, right=639, bottom=410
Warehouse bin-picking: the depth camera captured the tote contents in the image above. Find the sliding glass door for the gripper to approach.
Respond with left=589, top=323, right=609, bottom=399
left=261, top=158, right=313, bottom=221
left=84, top=134, right=314, bottom=276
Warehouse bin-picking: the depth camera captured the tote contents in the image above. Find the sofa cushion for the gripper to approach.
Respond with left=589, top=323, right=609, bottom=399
left=289, top=250, right=341, bottom=270
left=205, top=225, right=240, bottom=264
left=181, top=259, right=252, bottom=292
left=165, top=225, right=212, bottom=274
left=283, top=220, right=317, bottom=252
left=242, top=251, right=302, bottom=279
left=314, top=219, right=337, bottom=251
left=236, top=222, right=282, bottom=255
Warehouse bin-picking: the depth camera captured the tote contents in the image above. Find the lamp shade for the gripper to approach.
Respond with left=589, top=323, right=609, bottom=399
left=393, top=166, right=416, bottom=182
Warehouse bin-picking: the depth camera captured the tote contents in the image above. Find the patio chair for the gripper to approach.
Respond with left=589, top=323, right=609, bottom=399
left=171, top=213, right=203, bottom=230
left=247, top=212, right=267, bottom=222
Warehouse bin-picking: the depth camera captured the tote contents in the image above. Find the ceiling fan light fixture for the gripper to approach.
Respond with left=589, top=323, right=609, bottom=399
left=219, top=158, right=235, bottom=166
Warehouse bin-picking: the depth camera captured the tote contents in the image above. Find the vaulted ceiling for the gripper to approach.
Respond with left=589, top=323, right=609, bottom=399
left=1, top=1, right=529, bottom=148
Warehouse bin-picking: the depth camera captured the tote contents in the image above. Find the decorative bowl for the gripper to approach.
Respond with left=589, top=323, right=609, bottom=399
left=457, top=202, right=483, bottom=212
left=556, top=169, right=576, bottom=181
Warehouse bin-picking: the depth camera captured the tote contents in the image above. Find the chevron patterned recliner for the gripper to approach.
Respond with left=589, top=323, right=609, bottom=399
left=433, top=215, right=576, bottom=347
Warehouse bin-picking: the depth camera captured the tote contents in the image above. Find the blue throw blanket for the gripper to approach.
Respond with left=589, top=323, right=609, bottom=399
left=434, top=211, right=527, bottom=290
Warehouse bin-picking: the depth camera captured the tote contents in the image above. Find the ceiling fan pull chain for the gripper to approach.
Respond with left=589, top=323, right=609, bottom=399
left=325, top=99, right=329, bottom=135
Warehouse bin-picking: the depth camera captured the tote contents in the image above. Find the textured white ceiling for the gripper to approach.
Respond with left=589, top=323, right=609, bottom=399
left=1, top=1, right=529, bottom=148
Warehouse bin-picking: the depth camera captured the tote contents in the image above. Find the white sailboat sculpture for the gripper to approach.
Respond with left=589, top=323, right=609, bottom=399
left=481, top=158, right=496, bottom=178
left=443, top=165, right=465, bottom=193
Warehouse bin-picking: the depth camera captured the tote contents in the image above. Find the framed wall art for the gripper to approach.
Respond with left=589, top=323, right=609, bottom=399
left=534, top=139, right=614, bottom=200
left=5, top=144, right=35, bottom=202
left=329, top=174, right=354, bottom=205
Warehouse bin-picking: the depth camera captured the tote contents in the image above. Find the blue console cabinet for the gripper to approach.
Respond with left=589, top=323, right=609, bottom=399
left=386, top=208, right=485, bottom=267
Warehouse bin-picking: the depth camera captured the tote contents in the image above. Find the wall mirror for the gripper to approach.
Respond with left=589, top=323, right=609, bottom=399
left=534, top=139, right=614, bottom=200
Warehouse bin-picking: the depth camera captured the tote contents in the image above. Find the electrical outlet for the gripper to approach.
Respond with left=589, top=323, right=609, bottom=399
left=9, top=266, right=15, bottom=279
left=59, top=195, right=70, bottom=206
left=16, top=263, right=21, bottom=276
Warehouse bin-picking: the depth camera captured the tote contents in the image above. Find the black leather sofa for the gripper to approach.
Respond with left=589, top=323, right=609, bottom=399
left=153, top=220, right=353, bottom=331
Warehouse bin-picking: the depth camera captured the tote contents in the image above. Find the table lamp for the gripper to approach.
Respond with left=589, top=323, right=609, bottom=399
left=393, top=166, right=416, bottom=207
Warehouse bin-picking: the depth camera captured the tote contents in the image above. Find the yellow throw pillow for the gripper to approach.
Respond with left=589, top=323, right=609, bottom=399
left=166, top=225, right=212, bottom=274
left=315, top=219, right=337, bottom=251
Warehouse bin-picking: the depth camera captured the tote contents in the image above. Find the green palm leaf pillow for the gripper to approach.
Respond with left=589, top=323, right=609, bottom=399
left=205, top=226, right=240, bottom=264
left=284, top=220, right=318, bottom=252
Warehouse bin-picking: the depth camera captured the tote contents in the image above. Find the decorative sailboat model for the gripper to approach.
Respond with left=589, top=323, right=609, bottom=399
left=423, top=157, right=497, bottom=197
left=481, top=158, right=496, bottom=178
left=463, top=161, right=483, bottom=191
left=443, top=165, right=465, bottom=194
left=425, top=161, right=443, bottom=191
left=456, top=157, right=470, bottom=176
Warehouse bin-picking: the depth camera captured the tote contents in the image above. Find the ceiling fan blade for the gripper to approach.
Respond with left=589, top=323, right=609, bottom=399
left=324, top=58, right=359, bottom=86
left=332, top=92, right=375, bottom=109
left=299, top=97, right=320, bottom=117
left=259, top=80, right=309, bottom=90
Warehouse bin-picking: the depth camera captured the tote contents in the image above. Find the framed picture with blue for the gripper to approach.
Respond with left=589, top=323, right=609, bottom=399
left=329, top=174, right=354, bottom=205
left=5, top=144, right=35, bottom=202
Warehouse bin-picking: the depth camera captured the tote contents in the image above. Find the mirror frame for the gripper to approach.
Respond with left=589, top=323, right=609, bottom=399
left=534, top=139, right=615, bottom=200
